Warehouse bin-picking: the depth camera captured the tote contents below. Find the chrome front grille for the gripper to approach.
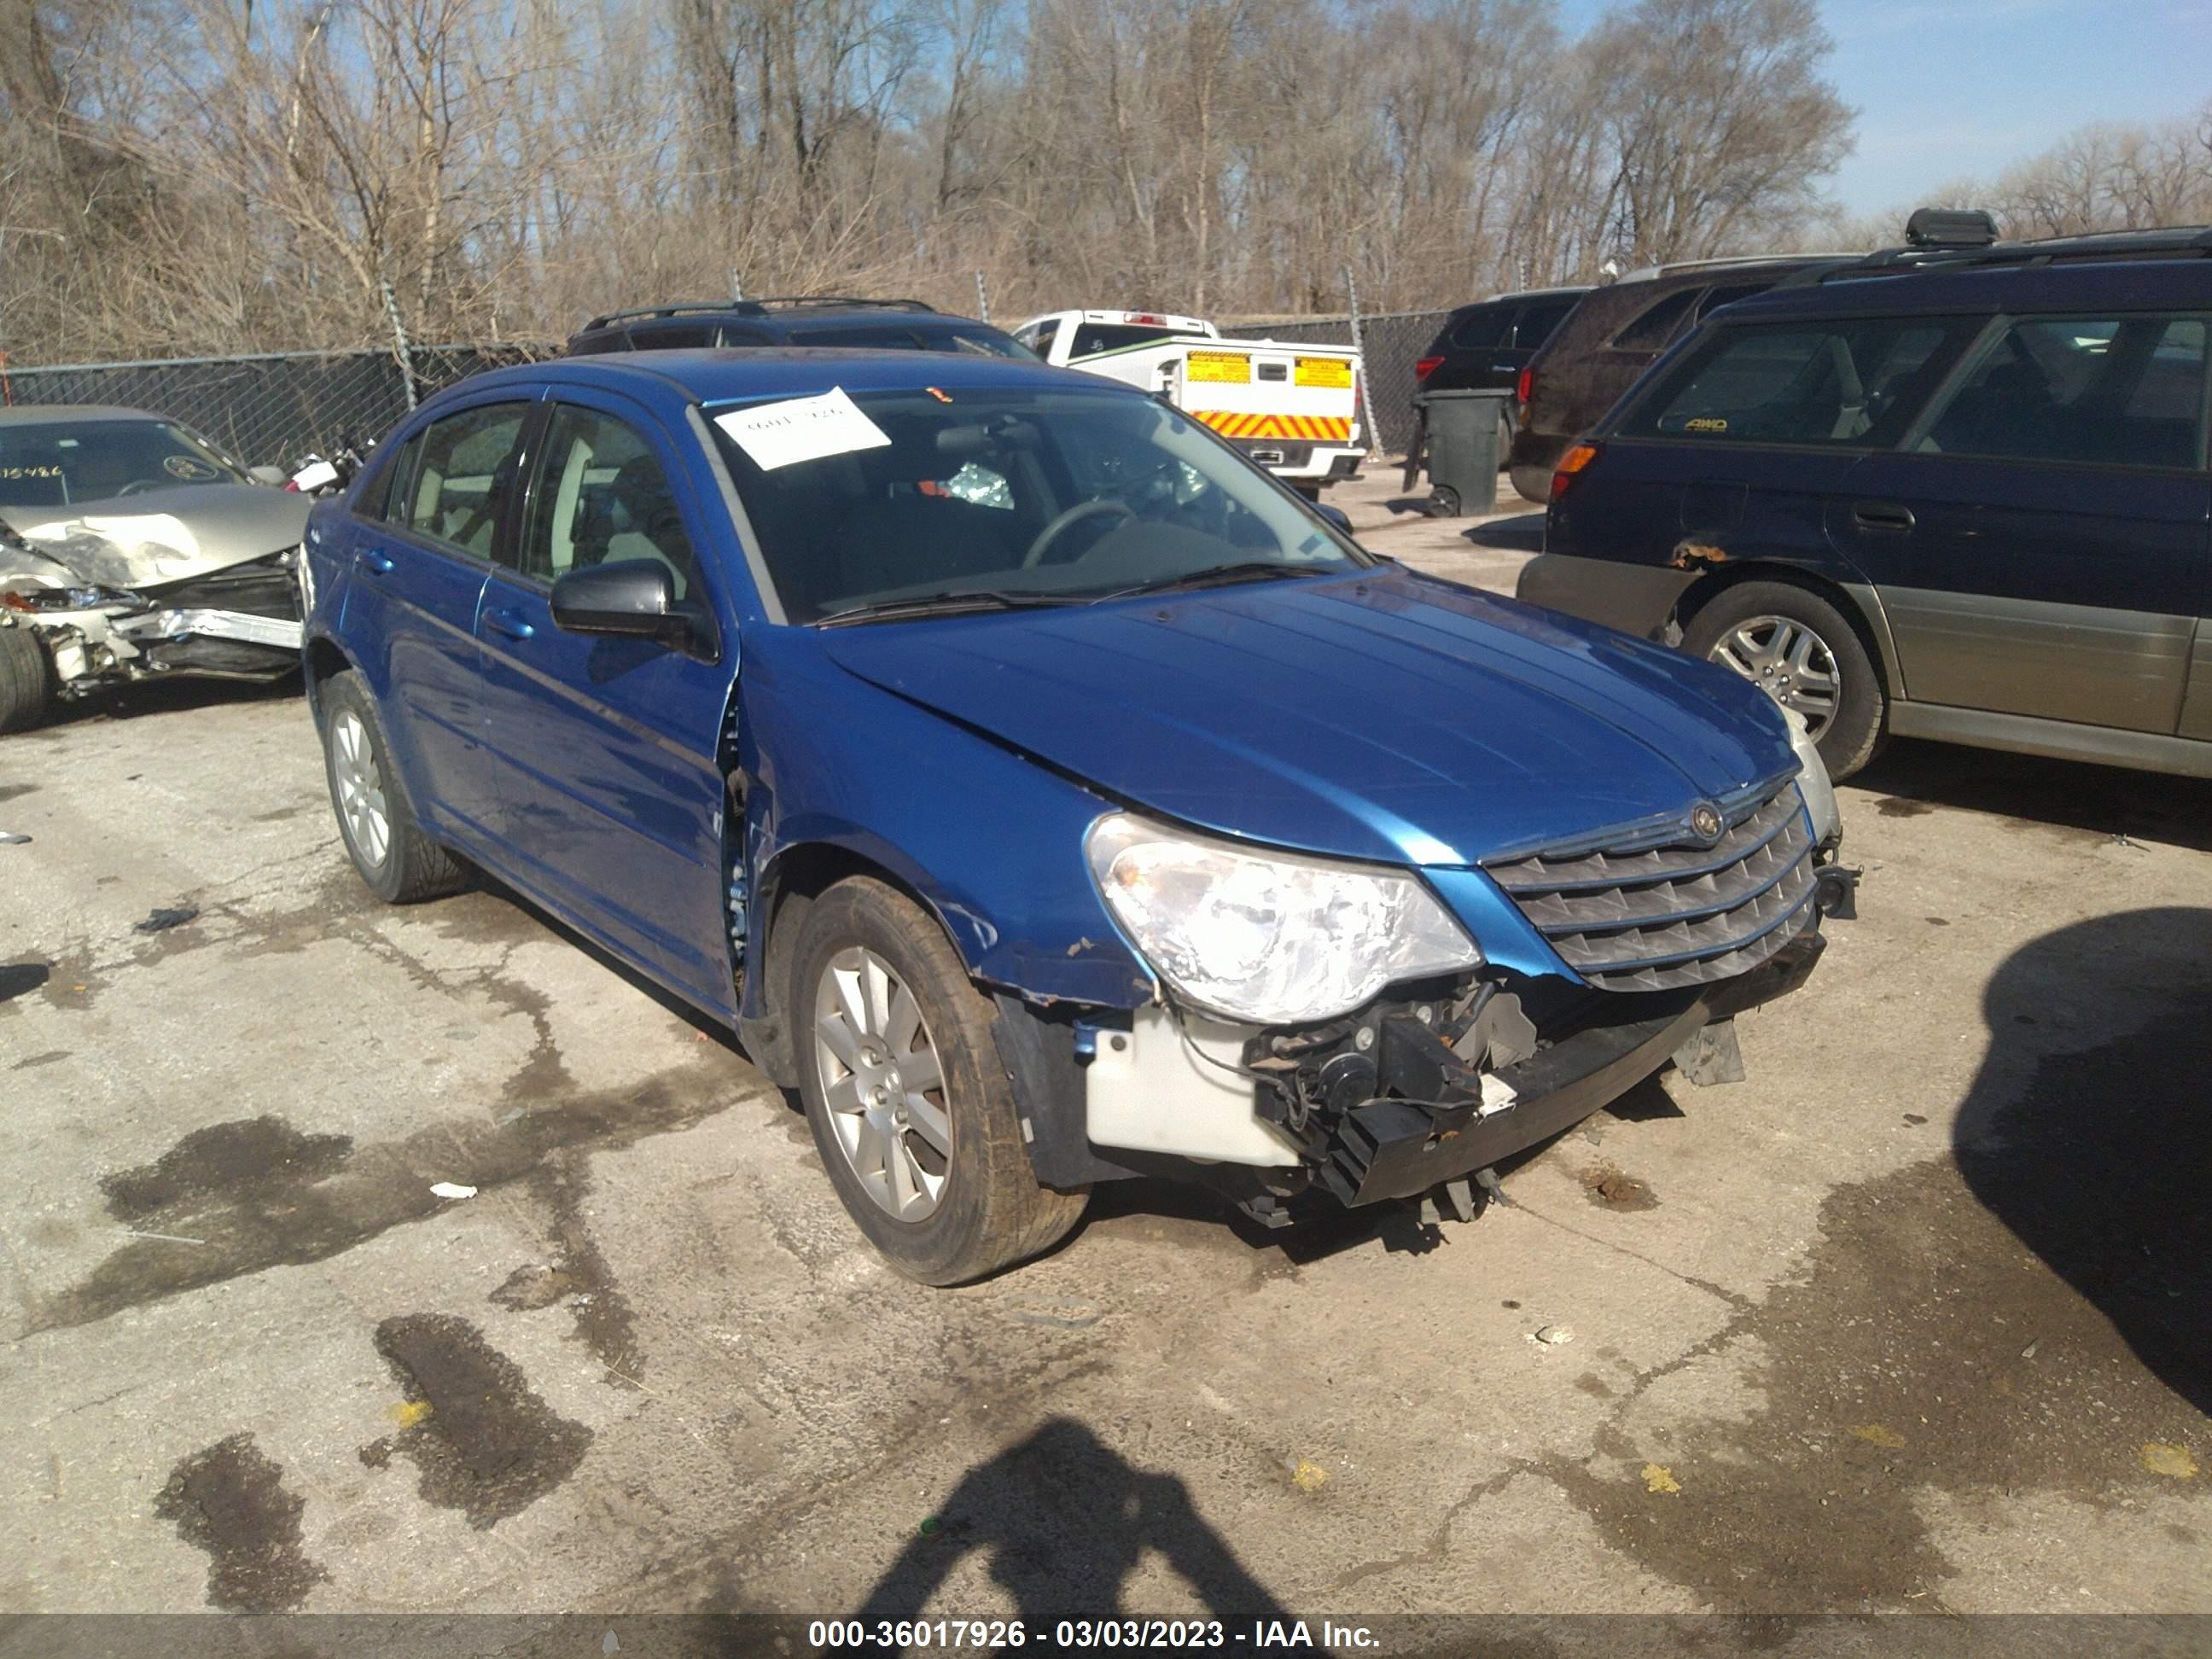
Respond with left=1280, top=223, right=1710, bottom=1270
left=1484, top=780, right=1817, bottom=992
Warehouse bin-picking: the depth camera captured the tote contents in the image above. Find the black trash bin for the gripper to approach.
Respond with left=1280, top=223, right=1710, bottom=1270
left=1413, top=389, right=1507, bottom=517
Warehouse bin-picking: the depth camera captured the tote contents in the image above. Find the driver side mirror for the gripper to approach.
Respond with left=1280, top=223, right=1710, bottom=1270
left=550, top=559, right=695, bottom=649
left=1313, top=502, right=1355, bottom=537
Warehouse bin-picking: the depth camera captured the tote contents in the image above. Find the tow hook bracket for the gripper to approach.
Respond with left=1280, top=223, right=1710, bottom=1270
left=1416, top=1175, right=1483, bottom=1225
left=1236, top=1192, right=1297, bottom=1230
left=1673, top=1019, right=1745, bottom=1087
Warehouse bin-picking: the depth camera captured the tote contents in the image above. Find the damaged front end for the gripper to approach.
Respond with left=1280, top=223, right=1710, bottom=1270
left=0, top=517, right=305, bottom=706
left=1004, top=764, right=1836, bottom=1227
left=1040, top=928, right=1821, bottom=1229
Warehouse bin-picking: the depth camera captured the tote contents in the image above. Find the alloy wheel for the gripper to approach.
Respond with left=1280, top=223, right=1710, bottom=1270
left=331, top=710, right=392, bottom=869
left=1708, top=615, right=1841, bottom=740
left=812, top=947, right=952, bottom=1222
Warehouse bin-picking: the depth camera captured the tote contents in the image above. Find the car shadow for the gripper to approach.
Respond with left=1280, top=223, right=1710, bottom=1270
left=1848, top=738, right=2212, bottom=853
left=1462, top=510, right=1545, bottom=552
left=849, top=1417, right=1292, bottom=1624
left=26, top=673, right=301, bottom=735
left=454, top=868, right=751, bottom=1059
left=1953, top=907, right=2210, bottom=1414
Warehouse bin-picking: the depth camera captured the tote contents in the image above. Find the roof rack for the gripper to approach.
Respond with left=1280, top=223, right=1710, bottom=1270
left=1796, top=221, right=2212, bottom=286
left=580, top=296, right=939, bottom=329
left=1609, top=252, right=1859, bottom=285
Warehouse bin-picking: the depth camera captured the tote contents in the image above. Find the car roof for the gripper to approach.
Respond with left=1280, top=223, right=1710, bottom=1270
left=1458, top=285, right=1594, bottom=309
left=0, top=405, right=169, bottom=427
left=1713, top=256, right=2212, bottom=322
left=449, top=346, right=1109, bottom=412
left=762, top=311, right=1004, bottom=338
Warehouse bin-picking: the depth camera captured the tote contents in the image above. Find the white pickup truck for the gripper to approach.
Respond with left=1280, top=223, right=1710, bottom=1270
left=1012, top=309, right=1365, bottom=497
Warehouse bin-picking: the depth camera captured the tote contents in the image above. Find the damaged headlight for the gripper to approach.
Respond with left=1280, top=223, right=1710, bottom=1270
left=1085, top=812, right=1481, bottom=1025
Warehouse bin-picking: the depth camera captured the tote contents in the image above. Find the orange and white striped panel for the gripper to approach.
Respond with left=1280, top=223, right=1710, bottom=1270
left=1194, top=410, right=1355, bottom=443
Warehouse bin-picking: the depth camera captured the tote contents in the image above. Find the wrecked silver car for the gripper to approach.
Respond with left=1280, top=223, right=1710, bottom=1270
left=0, top=406, right=311, bottom=731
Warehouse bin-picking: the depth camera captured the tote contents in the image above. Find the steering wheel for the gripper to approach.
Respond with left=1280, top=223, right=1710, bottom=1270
left=1022, top=499, right=1135, bottom=568
left=116, top=479, right=165, bottom=497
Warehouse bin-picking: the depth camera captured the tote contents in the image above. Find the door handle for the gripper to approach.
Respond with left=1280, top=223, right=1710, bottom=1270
left=359, top=549, right=396, bottom=574
left=1852, top=502, right=1916, bottom=533
left=482, top=607, right=535, bottom=642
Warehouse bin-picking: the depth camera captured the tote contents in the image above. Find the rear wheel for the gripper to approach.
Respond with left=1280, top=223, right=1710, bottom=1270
left=319, top=671, right=465, bottom=903
left=795, top=877, right=1086, bottom=1284
left=0, top=626, right=55, bottom=734
left=1681, top=581, right=1885, bottom=780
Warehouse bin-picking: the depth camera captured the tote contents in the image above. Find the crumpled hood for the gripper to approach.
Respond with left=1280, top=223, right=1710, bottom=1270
left=0, top=483, right=310, bottom=591
left=820, top=567, right=1796, bottom=868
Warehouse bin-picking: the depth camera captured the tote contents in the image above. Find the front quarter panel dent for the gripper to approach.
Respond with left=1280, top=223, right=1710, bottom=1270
left=736, top=630, right=1154, bottom=1021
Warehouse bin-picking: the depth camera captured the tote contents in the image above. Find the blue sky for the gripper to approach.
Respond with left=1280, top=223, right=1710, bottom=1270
left=1560, top=0, right=2212, bottom=218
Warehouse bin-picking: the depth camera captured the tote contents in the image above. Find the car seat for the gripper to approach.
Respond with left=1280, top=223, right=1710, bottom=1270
left=835, top=423, right=1016, bottom=600
left=576, top=454, right=690, bottom=598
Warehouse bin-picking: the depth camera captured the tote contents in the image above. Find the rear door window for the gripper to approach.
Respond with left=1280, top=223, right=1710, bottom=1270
left=627, top=322, right=718, bottom=350
left=1610, top=287, right=1702, bottom=352
left=1917, top=314, right=2209, bottom=470
left=1695, top=282, right=1777, bottom=323
left=1511, top=300, right=1578, bottom=349
left=392, top=401, right=533, bottom=559
left=1448, top=306, right=1512, bottom=351
left=1626, top=318, right=1966, bottom=447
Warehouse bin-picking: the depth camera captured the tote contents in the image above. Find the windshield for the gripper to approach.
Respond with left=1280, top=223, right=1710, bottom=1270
left=800, top=324, right=1035, bottom=360
left=0, top=419, right=243, bottom=509
left=708, top=386, right=1367, bottom=624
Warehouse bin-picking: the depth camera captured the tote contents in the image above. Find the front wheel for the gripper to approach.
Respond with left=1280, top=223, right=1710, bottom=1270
left=1680, top=581, right=1885, bottom=780
left=795, top=878, right=1086, bottom=1284
left=0, top=626, right=55, bottom=734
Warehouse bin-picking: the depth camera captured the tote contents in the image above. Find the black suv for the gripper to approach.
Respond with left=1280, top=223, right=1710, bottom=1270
left=1414, top=286, right=1591, bottom=456
left=566, top=298, right=1033, bottom=358
left=1505, top=256, right=1854, bottom=504
left=1519, top=224, right=2212, bottom=781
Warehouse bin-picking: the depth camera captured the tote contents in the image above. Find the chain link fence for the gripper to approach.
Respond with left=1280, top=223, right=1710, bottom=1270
left=0, top=320, right=1446, bottom=470
left=1235, top=311, right=1448, bottom=456
left=0, top=345, right=544, bottom=469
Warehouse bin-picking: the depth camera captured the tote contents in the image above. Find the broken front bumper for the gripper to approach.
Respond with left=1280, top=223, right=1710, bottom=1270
left=1319, top=929, right=1823, bottom=1205
left=1004, top=922, right=1825, bottom=1208
left=3, top=555, right=304, bottom=690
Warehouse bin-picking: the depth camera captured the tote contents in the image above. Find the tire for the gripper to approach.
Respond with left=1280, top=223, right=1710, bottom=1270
left=0, top=626, right=55, bottom=734
left=1497, top=410, right=1516, bottom=472
left=1509, top=464, right=1551, bottom=506
left=795, top=877, right=1087, bottom=1285
left=318, top=670, right=466, bottom=904
left=1680, top=580, right=1886, bottom=781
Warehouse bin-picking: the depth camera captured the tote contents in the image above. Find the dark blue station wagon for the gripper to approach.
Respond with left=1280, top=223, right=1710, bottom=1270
left=1523, top=243, right=2212, bottom=780
left=304, top=349, right=1841, bottom=1282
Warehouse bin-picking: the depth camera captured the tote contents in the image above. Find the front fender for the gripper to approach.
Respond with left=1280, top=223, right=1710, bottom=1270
left=736, top=627, right=1154, bottom=1018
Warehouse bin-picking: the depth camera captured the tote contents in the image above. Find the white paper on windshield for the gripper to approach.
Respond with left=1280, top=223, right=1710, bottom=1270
left=713, top=387, right=891, bottom=472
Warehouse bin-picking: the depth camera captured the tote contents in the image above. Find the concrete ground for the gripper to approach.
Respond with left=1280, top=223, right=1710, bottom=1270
left=3, top=497, right=2207, bottom=1640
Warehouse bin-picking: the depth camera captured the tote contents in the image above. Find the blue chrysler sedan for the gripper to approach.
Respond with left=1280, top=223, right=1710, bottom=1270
left=302, top=349, right=1843, bottom=1283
